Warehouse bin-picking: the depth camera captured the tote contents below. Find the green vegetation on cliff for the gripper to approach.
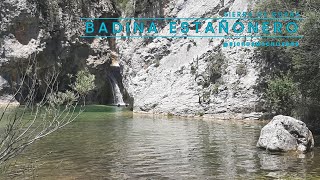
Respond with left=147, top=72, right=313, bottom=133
left=256, top=1, right=320, bottom=123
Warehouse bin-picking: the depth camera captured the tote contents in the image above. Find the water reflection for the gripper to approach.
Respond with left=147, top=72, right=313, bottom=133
left=4, top=108, right=320, bottom=179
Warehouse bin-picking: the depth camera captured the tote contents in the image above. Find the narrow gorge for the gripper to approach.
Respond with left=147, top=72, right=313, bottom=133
left=0, top=0, right=267, bottom=120
left=2, top=0, right=320, bottom=179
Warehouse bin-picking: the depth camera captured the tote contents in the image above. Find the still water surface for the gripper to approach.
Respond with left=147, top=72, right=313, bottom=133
left=5, top=106, right=320, bottom=179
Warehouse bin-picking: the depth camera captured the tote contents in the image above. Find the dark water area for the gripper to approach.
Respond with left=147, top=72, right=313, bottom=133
left=3, top=106, right=320, bottom=179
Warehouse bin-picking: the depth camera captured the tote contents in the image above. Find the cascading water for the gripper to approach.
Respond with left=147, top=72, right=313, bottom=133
left=107, top=73, right=125, bottom=106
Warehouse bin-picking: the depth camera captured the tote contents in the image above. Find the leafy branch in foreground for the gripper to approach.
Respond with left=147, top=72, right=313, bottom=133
left=0, top=54, right=95, bottom=165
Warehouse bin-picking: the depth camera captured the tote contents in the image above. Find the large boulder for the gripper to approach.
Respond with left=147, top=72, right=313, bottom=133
left=257, top=115, right=314, bottom=153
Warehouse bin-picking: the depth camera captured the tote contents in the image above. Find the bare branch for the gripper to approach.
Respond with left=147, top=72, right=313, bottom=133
left=0, top=54, right=95, bottom=165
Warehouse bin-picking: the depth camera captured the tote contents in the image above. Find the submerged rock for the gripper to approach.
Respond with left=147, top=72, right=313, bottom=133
left=257, top=115, right=314, bottom=153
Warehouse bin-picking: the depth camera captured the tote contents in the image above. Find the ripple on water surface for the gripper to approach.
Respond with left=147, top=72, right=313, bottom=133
left=4, top=106, right=320, bottom=179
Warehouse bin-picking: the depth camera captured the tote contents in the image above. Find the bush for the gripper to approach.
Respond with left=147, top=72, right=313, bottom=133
left=266, top=74, right=299, bottom=116
left=115, top=0, right=130, bottom=9
left=208, top=51, right=225, bottom=84
left=255, top=0, right=320, bottom=121
left=292, top=11, right=320, bottom=102
left=72, top=68, right=96, bottom=95
left=236, top=64, right=247, bottom=77
left=211, top=84, right=219, bottom=94
left=196, top=112, right=204, bottom=116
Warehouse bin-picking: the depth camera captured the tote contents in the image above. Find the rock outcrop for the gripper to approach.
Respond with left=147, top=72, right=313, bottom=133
left=0, top=76, right=18, bottom=105
left=0, top=0, right=124, bottom=104
left=118, top=0, right=263, bottom=119
left=2, top=0, right=266, bottom=117
left=257, top=115, right=314, bottom=153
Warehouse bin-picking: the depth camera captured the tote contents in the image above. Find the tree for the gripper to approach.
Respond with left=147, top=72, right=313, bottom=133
left=292, top=11, right=320, bottom=102
left=0, top=54, right=95, bottom=165
left=266, top=74, right=299, bottom=115
left=255, top=0, right=320, bottom=121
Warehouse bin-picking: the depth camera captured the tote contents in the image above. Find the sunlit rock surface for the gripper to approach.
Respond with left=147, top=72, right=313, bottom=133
left=257, top=115, right=314, bottom=153
left=119, top=0, right=263, bottom=118
left=1, top=0, right=266, bottom=116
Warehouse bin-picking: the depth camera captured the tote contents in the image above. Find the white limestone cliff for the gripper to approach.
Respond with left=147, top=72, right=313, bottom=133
left=118, top=0, right=264, bottom=119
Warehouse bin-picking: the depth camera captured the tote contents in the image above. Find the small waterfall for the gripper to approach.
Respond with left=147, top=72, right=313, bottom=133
left=107, top=74, right=125, bottom=106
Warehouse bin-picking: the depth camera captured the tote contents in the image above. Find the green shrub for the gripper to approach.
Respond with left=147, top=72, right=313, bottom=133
left=266, top=74, right=299, bottom=115
left=72, top=68, right=96, bottom=95
left=211, top=84, right=220, bottom=94
left=167, top=113, right=174, bottom=117
left=115, top=0, right=130, bottom=9
left=196, top=112, right=204, bottom=117
left=236, top=64, right=247, bottom=77
left=254, top=0, right=320, bottom=120
left=208, top=52, right=225, bottom=84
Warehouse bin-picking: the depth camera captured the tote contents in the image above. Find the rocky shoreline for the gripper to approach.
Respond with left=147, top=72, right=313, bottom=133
left=133, top=110, right=266, bottom=121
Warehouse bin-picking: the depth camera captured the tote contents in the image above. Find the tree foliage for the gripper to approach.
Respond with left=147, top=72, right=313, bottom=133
left=266, top=74, right=299, bottom=115
left=256, top=0, right=320, bottom=120
left=72, top=68, right=96, bottom=96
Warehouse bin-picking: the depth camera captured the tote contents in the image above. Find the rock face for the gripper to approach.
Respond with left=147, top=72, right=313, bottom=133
left=257, top=115, right=314, bottom=153
left=118, top=0, right=264, bottom=119
left=2, top=0, right=266, bottom=116
left=0, top=76, right=18, bottom=105
left=0, top=0, right=124, bottom=104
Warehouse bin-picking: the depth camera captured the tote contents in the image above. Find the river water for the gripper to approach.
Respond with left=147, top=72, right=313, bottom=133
left=4, top=106, right=320, bottom=179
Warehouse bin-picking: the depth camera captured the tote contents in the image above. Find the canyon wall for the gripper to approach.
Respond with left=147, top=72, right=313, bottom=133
left=1, top=0, right=266, bottom=119
left=0, top=0, right=122, bottom=104
left=118, top=0, right=265, bottom=119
